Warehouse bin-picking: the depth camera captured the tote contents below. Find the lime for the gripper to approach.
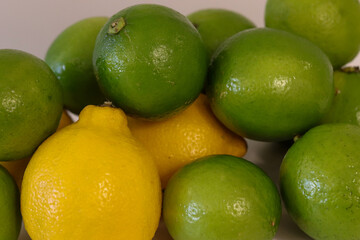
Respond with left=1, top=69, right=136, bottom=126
left=322, top=66, right=360, bottom=126
left=163, top=155, right=282, bottom=240
left=280, top=123, right=360, bottom=239
left=187, top=8, right=255, bottom=58
left=0, top=165, right=21, bottom=240
left=0, top=49, right=63, bottom=161
left=93, top=4, right=208, bottom=120
left=265, top=0, right=360, bottom=69
left=45, top=17, right=108, bottom=114
left=206, top=28, right=334, bottom=141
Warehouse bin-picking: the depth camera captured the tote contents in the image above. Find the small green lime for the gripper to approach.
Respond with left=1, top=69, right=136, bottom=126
left=45, top=17, right=108, bottom=114
left=187, top=9, right=255, bottom=58
left=265, top=0, right=360, bottom=69
left=0, top=165, right=21, bottom=240
left=93, top=4, right=208, bottom=120
left=163, top=155, right=282, bottom=240
left=0, top=49, right=63, bottom=161
left=280, top=123, right=360, bottom=239
left=322, top=67, right=360, bottom=126
left=207, top=28, right=333, bottom=141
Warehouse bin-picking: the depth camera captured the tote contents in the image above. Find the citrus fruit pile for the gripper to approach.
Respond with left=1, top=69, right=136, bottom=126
left=0, top=1, right=359, bottom=240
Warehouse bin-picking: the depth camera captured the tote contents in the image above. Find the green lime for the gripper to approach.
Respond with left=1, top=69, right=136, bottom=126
left=0, top=165, right=21, bottom=240
left=0, top=49, right=63, bottom=161
left=187, top=8, right=255, bottom=58
left=93, top=4, right=208, bottom=120
left=45, top=17, right=108, bottom=114
left=280, top=123, right=360, bottom=239
left=322, top=67, right=360, bottom=126
left=265, top=0, right=360, bottom=69
left=163, top=155, right=282, bottom=240
left=206, top=28, right=334, bottom=142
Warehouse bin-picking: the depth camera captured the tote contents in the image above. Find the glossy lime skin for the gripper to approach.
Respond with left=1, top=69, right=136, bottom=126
left=0, top=49, right=63, bottom=161
left=322, top=68, right=360, bottom=126
left=280, top=124, right=360, bottom=240
left=0, top=166, right=21, bottom=240
left=163, top=155, right=282, bottom=240
left=187, top=9, right=255, bottom=58
left=93, top=4, right=208, bottom=120
left=45, top=17, right=108, bottom=114
left=265, top=0, right=360, bottom=69
left=207, top=28, right=333, bottom=142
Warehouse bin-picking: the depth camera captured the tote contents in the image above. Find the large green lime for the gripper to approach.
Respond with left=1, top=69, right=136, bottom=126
left=45, top=17, right=108, bottom=114
left=280, top=124, right=360, bottom=239
left=0, top=49, right=63, bottom=161
left=322, top=67, right=360, bottom=126
left=93, top=4, right=208, bottom=120
left=206, top=28, right=333, bottom=142
left=163, top=155, right=282, bottom=240
left=187, top=8, right=255, bottom=58
left=265, top=0, right=360, bottom=69
left=0, top=165, right=21, bottom=240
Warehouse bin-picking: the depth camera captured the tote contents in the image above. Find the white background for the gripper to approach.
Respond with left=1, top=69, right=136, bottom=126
left=1, top=0, right=359, bottom=240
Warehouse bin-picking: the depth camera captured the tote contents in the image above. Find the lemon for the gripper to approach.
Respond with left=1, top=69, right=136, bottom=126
left=93, top=4, right=207, bottom=119
left=21, top=105, right=162, bottom=240
left=128, top=94, right=247, bottom=188
left=0, top=49, right=63, bottom=161
left=265, top=0, right=360, bottom=69
left=1, top=109, right=73, bottom=189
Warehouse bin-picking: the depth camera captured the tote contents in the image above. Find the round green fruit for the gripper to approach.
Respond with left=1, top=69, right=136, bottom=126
left=265, top=0, right=360, bottom=69
left=45, top=17, right=108, bottom=114
left=322, top=67, right=360, bottom=126
left=280, top=123, right=360, bottom=240
left=0, top=166, right=21, bottom=240
left=0, top=49, right=63, bottom=161
left=163, top=155, right=282, bottom=240
left=93, top=4, right=208, bottom=120
left=207, top=28, right=334, bottom=142
left=187, top=8, right=255, bottom=58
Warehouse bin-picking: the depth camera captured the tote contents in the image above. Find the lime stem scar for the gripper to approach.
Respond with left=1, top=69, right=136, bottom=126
left=108, top=17, right=126, bottom=34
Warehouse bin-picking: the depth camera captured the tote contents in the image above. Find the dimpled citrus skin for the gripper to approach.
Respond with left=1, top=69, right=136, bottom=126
left=128, top=94, right=247, bottom=188
left=0, top=166, right=21, bottom=240
left=265, top=0, right=360, bottom=69
left=45, top=17, right=108, bottom=114
left=1, top=110, right=73, bottom=189
left=322, top=67, right=360, bottom=126
left=280, top=124, right=360, bottom=240
left=93, top=4, right=207, bottom=120
left=21, top=105, right=162, bottom=240
left=207, top=28, right=334, bottom=142
left=187, top=8, right=256, bottom=57
left=163, top=155, right=282, bottom=240
left=0, top=49, right=63, bottom=161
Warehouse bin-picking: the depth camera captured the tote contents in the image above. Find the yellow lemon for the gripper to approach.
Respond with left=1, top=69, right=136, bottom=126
left=1, top=109, right=73, bottom=189
left=21, top=105, right=162, bottom=240
left=128, top=94, right=247, bottom=188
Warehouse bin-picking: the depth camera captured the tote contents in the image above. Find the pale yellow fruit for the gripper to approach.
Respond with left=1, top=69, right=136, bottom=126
left=128, top=94, right=247, bottom=188
left=21, top=105, right=162, bottom=240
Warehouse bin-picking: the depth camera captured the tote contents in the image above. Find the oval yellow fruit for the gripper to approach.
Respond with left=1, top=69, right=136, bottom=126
left=21, top=105, right=162, bottom=240
left=128, top=94, right=247, bottom=188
